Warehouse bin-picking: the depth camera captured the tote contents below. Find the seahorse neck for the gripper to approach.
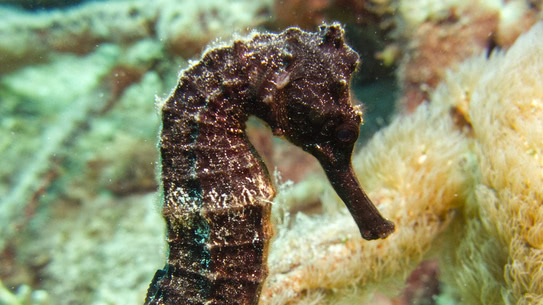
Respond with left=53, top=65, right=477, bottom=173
left=195, top=95, right=274, bottom=201
left=225, top=39, right=289, bottom=136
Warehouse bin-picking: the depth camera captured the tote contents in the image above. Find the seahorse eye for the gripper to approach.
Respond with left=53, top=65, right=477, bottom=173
left=335, top=124, right=358, bottom=143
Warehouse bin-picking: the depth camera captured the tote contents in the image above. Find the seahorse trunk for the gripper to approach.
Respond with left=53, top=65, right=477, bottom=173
left=146, top=72, right=275, bottom=304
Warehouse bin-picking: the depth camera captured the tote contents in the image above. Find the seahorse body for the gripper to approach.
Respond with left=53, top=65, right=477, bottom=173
left=145, top=24, right=394, bottom=305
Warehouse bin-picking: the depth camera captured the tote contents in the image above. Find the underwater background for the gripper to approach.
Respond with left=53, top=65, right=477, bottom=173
left=1, top=0, right=542, bottom=304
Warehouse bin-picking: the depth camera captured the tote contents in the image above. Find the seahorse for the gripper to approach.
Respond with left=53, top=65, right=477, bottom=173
left=145, top=23, right=395, bottom=305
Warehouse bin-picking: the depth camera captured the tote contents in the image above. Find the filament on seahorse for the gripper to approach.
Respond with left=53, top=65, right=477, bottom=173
left=145, top=23, right=394, bottom=305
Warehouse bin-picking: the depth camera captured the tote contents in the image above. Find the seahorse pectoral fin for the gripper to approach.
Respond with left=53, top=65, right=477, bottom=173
left=324, top=164, right=395, bottom=240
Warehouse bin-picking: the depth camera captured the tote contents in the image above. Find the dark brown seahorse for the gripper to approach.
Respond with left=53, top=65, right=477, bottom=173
left=145, top=24, right=395, bottom=305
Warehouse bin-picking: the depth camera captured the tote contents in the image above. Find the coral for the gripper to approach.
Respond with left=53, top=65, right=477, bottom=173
left=0, top=28, right=167, bottom=305
left=495, top=0, right=540, bottom=47
left=397, top=3, right=499, bottom=111
left=402, top=260, right=440, bottom=305
left=0, top=28, right=164, bottom=254
left=0, top=280, right=49, bottom=305
left=86, top=134, right=158, bottom=196
left=157, top=0, right=272, bottom=58
left=21, top=194, right=165, bottom=305
left=0, top=2, right=155, bottom=73
left=434, top=21, right=543, bottom=305
left=0, top=45, right=122, bottom=252
left=0, top=0, right=272, bottom=74
left=396, top=0, right=542, bottom=112
left=398, top=0, right=467, bottom=30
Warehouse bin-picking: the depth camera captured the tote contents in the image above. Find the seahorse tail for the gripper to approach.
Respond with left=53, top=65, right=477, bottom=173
left=145, top=200, right=272, bottom=305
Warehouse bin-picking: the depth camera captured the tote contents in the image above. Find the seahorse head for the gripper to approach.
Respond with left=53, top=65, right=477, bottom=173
left=271, top=24, right=361, bottom=169
left=273, top=24, right=395, bottom=240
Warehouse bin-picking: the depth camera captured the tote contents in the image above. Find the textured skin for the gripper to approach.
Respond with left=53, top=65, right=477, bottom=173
left=145, top=24, right=394, bottom=305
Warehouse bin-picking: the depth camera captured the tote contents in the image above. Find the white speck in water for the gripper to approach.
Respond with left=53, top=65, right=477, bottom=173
left=417, top=154, right=427, bottom=164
